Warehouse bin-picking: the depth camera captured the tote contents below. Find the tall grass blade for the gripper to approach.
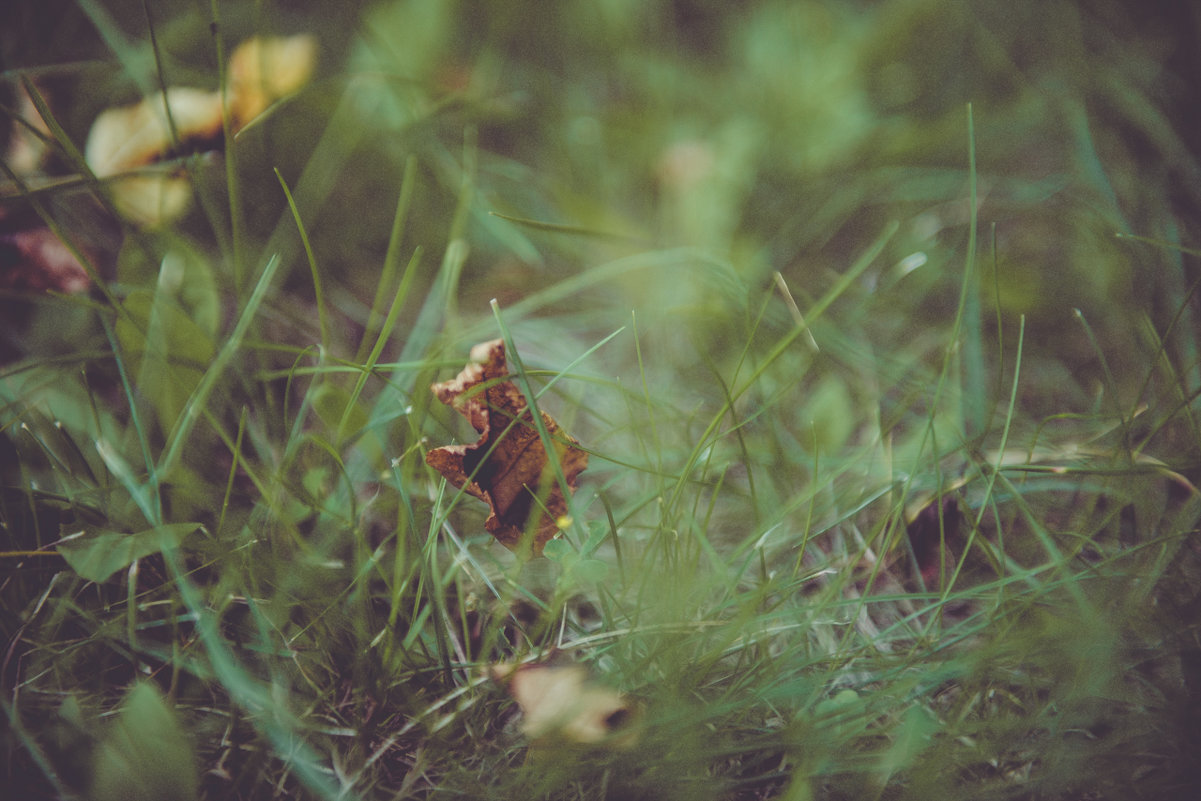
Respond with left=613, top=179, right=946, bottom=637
left=158, top=253, right=281, bottom=479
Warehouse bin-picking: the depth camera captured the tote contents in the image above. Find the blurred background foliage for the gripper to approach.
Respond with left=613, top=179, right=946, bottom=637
left=6, top=0, right=1196, bottom=414
left=5, top=0, right=1198, bottom=350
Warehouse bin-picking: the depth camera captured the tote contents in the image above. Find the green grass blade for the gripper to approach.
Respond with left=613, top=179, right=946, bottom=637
left=276, top=167, right=330, bottom=349
left=158, top=253, right=281, bottom=479
left=338, top=247, right=424, bottom=445
left=356, top=155, right=419, bottom=364
left=959, top=103, right=987, bottom=439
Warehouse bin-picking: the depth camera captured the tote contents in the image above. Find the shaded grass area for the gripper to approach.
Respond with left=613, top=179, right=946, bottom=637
left=3, top=1, right=1201, bottom=799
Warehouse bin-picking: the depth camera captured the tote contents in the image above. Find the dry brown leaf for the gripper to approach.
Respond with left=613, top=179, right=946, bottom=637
left=490, top=662, right=639, bottom=747
left=425, top=339, right=588, bottom=556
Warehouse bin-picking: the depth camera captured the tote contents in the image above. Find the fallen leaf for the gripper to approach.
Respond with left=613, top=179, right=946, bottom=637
left=425, top=339, right=588, bottom=556
left=227, top=34, right=318, bottom=127
left=490, top=662, right=639, bottom=747
left=83, top=35, right=316, bottom=227
left=1, top=82, right=93, bottom=293
left=84, top=87, right=223, bottom=227
left=0, top=207, right=93, bottom=293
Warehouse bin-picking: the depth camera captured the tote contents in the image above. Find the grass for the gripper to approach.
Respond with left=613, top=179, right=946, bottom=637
left=3, top=1, right=1201, bottom=799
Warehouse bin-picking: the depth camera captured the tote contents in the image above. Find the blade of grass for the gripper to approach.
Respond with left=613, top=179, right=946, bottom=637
left=276, top=168, right=330, bottom=349
left=1113, top=232, right=1201, bottom=258
left=337, top=247, right=424, bottom=445
left=487, top=210, right=652, bottom=245
left=950, top=317, right=1026, bottom=609
left=773, top=272, right=820, bottom=352
left=158, top=253, right=281, bottom=480
left=156, top=536, right=357, bottom=801
left=207, top=0, right=246, bottom=285
left=659, top=222, right=898, bottom=522
left=391, top=131, right=478, bottom=384
left=252, top=89, right=370, bottom=295
left=74, top=0, right=155, bottom=95
left=959, top=103, right=987, bottom=439
left=216, top=405, right=248, bottom=538
left=1073, top=308, right=1133, bottom=457
left=356, top=155, right=419, bottom=364
left=489, top=300, right=603, bottom=549
left=0, top=698, right=67, bottom=798
left=99, top=314, right=161, bottom=526
left=94, top=437, right=160, bottom=526
left=141, top=0, right=180, bottom=147
left=631, top=311, right=664, bottom=479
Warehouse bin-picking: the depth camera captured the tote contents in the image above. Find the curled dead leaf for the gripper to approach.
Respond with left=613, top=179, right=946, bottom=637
left=84, top=88, right=224, bottom=179
left=84, top=87, right=223, bottom=227
left=83, top=35, right=316, bottom=227
left=426, top=339, right=588, bottom=557
left=490, top=662, right=639, bottom=748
